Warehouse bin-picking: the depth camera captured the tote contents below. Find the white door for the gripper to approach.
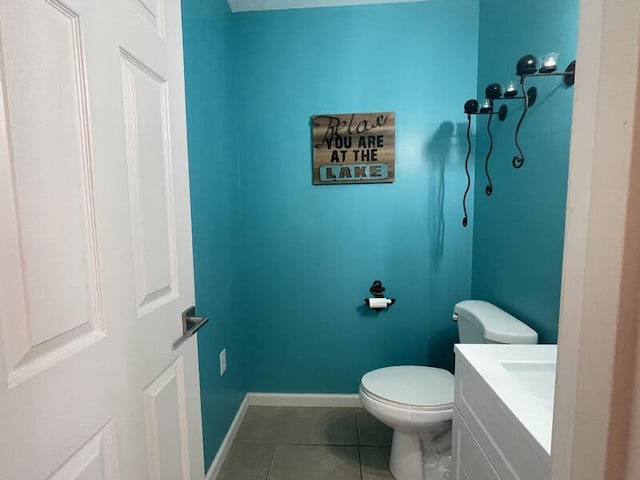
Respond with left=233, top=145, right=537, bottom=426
left=0, top=0, right=205, bottom=478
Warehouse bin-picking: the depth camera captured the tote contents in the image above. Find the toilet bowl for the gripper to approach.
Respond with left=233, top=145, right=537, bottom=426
left=359, top=300, right=539, bottom=480
left=359, top=366, right=454, bottom=480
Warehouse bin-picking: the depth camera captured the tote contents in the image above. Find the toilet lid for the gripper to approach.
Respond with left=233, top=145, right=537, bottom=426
left=360, top=366, right=454, bottom=409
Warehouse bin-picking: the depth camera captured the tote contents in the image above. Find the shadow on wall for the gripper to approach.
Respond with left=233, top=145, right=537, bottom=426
left=426, top=325, right=459, bottom=373
left=422, top=121, right=469, bottom=373
left=424, top=121, right=471, bottom=271
left=355, top=303, right=383, bottom=319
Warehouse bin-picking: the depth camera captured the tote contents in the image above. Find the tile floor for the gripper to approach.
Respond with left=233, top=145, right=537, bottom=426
left=216, top=406, right=395, bottom=480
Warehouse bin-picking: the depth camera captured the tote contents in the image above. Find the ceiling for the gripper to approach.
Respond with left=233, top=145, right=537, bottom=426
left=227, top=0, right=432, bottom=13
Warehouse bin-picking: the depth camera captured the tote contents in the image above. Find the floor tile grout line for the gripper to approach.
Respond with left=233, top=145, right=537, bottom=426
left=224, top=407, right=392, bottom=480
left=237, top=439, right=362, bottom=446
left=355, top=412, right=364, bottom=480
left=263, top=448, right=276, bottom=480
left=236, top=439, right=390, bottom=448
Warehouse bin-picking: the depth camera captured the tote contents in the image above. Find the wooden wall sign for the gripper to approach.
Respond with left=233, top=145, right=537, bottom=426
left=311, top=112, right=395, bottom=185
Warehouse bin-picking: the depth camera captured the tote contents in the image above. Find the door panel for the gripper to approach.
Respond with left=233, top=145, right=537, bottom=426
left=0, top=0, right=103, bottom=387
left=144, top=356, right=191, bottom=480
left=120, top=50, right=178, bottom=317
left=0, top=0, right=204, bottom=478
left=127, top=0, right=166, bottom=39
left=0, top=1, right=118, bottom=477
left=49, top=422, right=119, bottom=480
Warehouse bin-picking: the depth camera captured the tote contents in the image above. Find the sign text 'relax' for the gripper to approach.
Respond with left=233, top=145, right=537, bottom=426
left=311, top=112, right=395, bottom=185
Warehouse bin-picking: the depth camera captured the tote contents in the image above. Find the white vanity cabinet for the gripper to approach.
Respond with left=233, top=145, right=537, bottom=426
left=452, top=407, right=501, bottom=480
left=452, top=345, right=554, bottom=480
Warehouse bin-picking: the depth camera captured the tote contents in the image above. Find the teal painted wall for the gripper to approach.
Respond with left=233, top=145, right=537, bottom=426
left=181, top=0, right=246, bottom=469
left=471, top=0, right=579, bottom=342
left=233, top=0, right=478, bottom=393
left=182, top=0, right=579, bottom=467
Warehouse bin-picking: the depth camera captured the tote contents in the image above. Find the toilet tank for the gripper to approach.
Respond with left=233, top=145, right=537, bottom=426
left=454, top=300, right=538, bottom=344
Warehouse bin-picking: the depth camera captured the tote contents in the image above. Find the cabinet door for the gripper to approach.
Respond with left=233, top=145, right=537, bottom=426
left=452, top=408, right=502, bottom=480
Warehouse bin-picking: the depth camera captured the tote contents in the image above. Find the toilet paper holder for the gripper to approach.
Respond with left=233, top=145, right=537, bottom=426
left=364, top=280, right=396, bottom=310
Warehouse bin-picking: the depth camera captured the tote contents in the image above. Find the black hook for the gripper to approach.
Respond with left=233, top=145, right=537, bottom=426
left=462, top=114, right=472, bottom=227
left=485, top=110, right=495, bottom=196
left=512, top=81, right=538, bottom=169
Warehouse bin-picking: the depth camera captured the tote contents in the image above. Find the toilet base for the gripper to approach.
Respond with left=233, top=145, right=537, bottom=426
left=389, top=423, right=452, bottom=480
left=390, top=431, right=424, bottom=480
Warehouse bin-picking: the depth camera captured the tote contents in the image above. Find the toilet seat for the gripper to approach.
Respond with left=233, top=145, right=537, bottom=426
left=360, top=366, right=454, bottom=411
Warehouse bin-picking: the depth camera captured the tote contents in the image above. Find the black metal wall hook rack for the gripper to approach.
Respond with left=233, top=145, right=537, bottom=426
left=521, top=60, right=576, bottom=85
left=493, top=88, right=539, bottom=107
left=458, top=54, right=576, bottom=228
left=467, top=104, right=509, bottom=121
left=492, top=87, right=539, bottom=170
left=461, top=97, right=510, bottom=226
left=512, top=59, right=575, bottom=169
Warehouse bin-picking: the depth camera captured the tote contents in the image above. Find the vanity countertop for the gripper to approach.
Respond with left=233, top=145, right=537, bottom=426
left=454, top=344, right=557, bottom=458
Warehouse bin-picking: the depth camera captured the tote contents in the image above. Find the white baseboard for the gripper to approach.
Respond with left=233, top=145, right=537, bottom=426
left=247, top=392, right=362, bottom=408
left=204, top=395, right=249, bottom=480
left=204, top=392, right=362, bottom=479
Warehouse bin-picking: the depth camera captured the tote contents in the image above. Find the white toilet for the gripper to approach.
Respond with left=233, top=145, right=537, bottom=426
left=359, top=300, right=538, bottom=480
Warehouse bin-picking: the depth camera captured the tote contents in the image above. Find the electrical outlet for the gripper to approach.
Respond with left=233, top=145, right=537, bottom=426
left=219, top=349, right=227, bottom=376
